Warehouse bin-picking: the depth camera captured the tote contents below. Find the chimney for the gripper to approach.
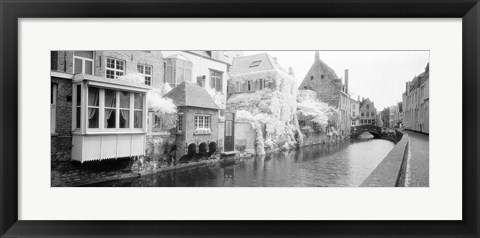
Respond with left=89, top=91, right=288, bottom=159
left=314, top=51, right=320, bottom=62
left=357, top=95, right=360, bottom=102
left=344, top=69, right=349, bottom=94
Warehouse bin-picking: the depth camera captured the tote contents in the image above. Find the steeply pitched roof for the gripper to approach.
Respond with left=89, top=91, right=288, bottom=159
left=230, top=53, right=286, bottom=75
left=164, top=82, right=219, bottom=110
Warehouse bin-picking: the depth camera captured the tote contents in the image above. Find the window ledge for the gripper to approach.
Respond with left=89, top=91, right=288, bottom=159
left=193, top=129, right=212, bottom=135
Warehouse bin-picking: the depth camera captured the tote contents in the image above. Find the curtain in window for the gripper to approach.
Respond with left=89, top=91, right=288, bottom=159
left=119, top=92, right=130, bottom=128
left=88, top=88, right=99, bottom=128
left=104, top=90, right=116, bottom=128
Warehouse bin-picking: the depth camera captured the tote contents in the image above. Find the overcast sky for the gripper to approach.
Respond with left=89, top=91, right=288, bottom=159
left=244, top=51, right=429, bottom=110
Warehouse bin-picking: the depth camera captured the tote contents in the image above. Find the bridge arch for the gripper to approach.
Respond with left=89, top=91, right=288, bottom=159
left=351, top=125, right=382, bottom=139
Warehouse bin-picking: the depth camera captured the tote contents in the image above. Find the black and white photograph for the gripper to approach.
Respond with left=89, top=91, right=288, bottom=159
left=50, top=50, right=429, bottom=187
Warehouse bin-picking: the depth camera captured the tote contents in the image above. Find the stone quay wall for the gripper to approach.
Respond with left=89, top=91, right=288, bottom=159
left=360, top=131, right=409, bottom=187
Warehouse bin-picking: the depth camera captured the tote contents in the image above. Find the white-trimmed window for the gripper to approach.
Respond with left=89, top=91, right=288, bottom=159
left=87, top=87, right=100, bottom=128
left=82, top=86, right=146, bottom=131
left=106, top=58, right=125, bottom=79
left=104, top=89, right=117, bottom=128
left=137, top=64, right=152, bottom=86
left=209, top=69, right=223, bottom=92
left=119, top=91, right=130, bottom=128
left=73, top=51, right=94, bottom=75
left=194, top=115, right=211, bottom=130
left=133, top=93, right=144, bottom=128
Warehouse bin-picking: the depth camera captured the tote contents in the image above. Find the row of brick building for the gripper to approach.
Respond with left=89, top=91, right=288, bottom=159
left=50, top=50, right=242, bottom=164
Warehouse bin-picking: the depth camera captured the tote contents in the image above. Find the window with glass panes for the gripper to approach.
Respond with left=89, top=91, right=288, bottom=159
left=106, top=58, right=125, bottom=79
left=209, top=70, right=223, bottom=92
left=137, top=64, right=152, bottom=86
left=177, top=114, right=183, bottom=132
left=74, top=51, right=94, bottom=75
left=87, top=87, right=100, bottom=128
left=194, top=115, right=211, bottom=130
left=133, top=93, right=144, bottom=128
left=83, top=87, right=145, bottom=130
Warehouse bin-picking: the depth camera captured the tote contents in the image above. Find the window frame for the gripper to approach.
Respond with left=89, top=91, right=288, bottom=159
left=209, top=69, right=223, bottom=92
left=76, top=85, right=146, bottom=134
left=73, top=51, right=94, bottom=75
left=194, top=114, right=211, bottom=130
left=177, top=114, right=183, bottom=133
left=105, top=57, right=126, bottom=79
left=137, top=64, right=153, bottom=86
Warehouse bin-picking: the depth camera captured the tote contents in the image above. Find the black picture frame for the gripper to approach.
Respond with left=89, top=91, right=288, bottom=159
left=1, top=0, right=479, bottom=237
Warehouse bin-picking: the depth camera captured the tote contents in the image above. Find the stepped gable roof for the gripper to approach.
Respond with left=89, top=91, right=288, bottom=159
left=164, top=82, right=219, bottom=110
left=230, top=53, right=287, bottom=75
left=359, top=98, right=374, bottom=109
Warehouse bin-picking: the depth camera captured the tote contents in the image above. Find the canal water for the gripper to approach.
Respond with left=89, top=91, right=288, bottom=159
left=91, top=135, right=394, bottom=187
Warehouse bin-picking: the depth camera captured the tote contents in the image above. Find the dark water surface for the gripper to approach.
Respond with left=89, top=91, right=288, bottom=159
left=91, top=136, right=394, bottom=187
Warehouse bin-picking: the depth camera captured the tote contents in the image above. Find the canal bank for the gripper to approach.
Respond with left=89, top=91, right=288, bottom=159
left=360, top=131, right=410, bottom=187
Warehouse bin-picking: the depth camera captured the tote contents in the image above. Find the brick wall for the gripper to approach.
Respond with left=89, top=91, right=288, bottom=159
left=175, top=106, right=219, bottom=160
left=51, top=51, right=165, bottom=89
left=51, top=76, right=73, bottom=161
left=95, top=51, right=164, bottom=89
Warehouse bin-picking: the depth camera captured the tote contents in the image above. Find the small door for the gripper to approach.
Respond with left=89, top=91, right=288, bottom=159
left=224, top=112, right=235, bottom=152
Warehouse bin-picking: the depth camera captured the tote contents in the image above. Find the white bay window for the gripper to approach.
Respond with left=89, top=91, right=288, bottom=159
left=72, top=74, right=149, bottom=163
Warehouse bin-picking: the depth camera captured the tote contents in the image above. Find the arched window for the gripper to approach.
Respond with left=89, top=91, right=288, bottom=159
left=247, top=80, right=253, bottom=92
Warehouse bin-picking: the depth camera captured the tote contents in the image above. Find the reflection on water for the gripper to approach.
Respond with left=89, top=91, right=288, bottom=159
left=93, top=137, right=394, bottom=187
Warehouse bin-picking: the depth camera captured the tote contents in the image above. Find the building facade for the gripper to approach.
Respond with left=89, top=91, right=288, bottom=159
left=350, top=97, right=360, bottom=126
left=164, top=82, right=220, bottom=162
left=298, top=52, right=351, bottom=137
left=403, top=63, right=429, bottom=133
left=359, top=98, right=377, bottom=125
left=50, top=51, right=162, bottom=162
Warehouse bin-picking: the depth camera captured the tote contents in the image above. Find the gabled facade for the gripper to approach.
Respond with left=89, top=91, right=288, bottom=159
left=359, top=98, right=377, bottom=125
left=227, top=53, right=297, bottom=122
left=298, top=52, right=351, bottom=137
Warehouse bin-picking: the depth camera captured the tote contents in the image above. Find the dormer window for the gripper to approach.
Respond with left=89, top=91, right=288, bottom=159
left=249, top=60, right=262, bottom=68
left=321, top=75, right=325, bottom=79
left=310, top=76, right=314, bottom=80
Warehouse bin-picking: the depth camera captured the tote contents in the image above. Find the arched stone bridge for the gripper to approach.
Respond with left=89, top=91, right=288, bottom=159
left=351, top=124, right=382, bottom=138
left=351, top=125, right=402, bottom=143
